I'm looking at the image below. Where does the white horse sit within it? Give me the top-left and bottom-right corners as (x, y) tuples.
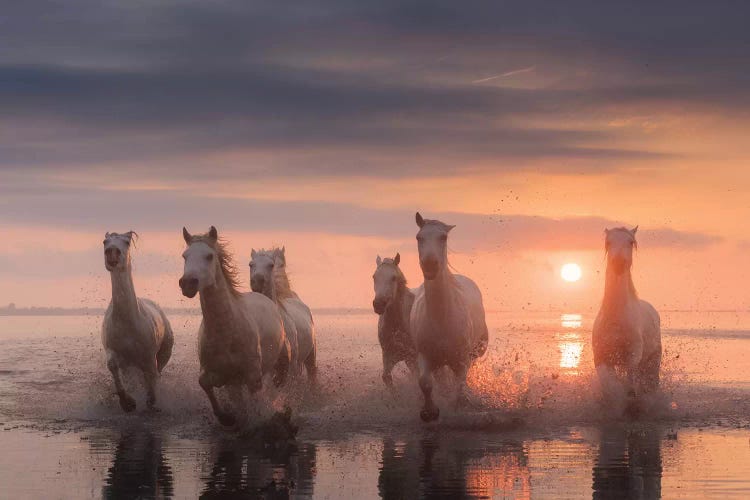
(410, 213), (489, 421)
(101, 231), (173, 412)
(593, 227), (661, 406)
(372, 253), (417, 387)
(249, 247), (317, 381)
(179, 226), (290, 426)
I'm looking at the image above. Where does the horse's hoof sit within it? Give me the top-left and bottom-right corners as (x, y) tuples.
(216, 412), (236, 427)
(420, 407), (440, 422)
(119, 395), (136, 413)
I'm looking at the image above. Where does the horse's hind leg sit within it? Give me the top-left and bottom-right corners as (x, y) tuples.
(638, 351), (661, 394)
(143, 359), (159, 410)
(273, 340), (291, 388)
(199, 370), (235, 426)
(106, 351), (135, 412)
(303, 344), (317, 384)
(418, 355), (439, 422)
(156, 321), (174, 373)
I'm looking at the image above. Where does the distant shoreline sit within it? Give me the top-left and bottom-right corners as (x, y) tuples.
(1, 306), (747, 316)
(0, 306), (374, 316)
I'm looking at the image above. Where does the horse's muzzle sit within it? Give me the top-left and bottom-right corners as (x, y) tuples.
(179, 277), (199, 298)
(250, 275), (264, 293)
(373, 298), (387, 315)
(420, 259), (439, 280)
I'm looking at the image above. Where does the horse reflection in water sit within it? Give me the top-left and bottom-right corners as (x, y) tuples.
(102, 430), (173, 499)
(379, 434), (530, 499)
(593, 425), (663, 499)
(201, 439), (316, 499)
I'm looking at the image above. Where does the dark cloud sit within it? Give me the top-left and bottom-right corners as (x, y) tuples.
(0, 186), (721, 252)
(2, 1), (748, 178)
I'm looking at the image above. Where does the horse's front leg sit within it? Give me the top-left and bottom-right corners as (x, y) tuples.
(381, 350), (397, 388)
(106, 350), (135, 412)
(626, 340), (644, 400)
(451, 358), (472, 409)
(418, 354), (439, 422)
(199, 369), (235, 426)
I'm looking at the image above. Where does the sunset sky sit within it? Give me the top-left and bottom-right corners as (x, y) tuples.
(1, 1), (749, 311)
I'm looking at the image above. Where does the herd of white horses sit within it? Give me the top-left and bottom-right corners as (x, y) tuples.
(102, 213), (661, 426)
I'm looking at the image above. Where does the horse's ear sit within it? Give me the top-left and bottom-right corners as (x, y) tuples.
(631, 226), (639, 235)
(281, 246), (285, 255)
(251, 249), (257, 259)
(208, 226), (218, 241)
(604, 228), (610, 234)
(182, 227), (191, 244)
(446, 225), (456, 233)
(376, 255), (382, 266)
(124, 231), (137, 241)
(105, 232), (111, 239)
(393, 253), (400, 266)
(416, 212), (425, 228)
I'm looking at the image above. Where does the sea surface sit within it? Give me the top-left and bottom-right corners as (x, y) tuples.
(1, 311), (749, 499)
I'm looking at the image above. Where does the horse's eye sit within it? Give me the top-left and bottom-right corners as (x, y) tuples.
(102, 240), (106, 245)
(206, 254), (214, 261)
(440, 234), (447, 241)
(391, 276), (396, 282)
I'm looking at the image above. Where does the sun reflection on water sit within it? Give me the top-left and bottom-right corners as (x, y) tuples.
(558, 314), (584, 373)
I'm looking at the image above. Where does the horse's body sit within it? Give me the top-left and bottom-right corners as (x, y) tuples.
(410, 213), (489, 421)
(101, 231), (173, 412)
(250, 247), (317, 381)
(593, 227), (661, 404)
(179, 227), (290, 426)
(372, 253), (417, 386)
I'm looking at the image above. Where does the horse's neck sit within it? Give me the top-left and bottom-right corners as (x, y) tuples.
(385, 285), (413, 331)
(424, 267), (457, 321)
(110, 263), (139, 320)
(199, 271), (237, 334)
(601, 267), (637, 317)
(260, 276), (279, 304)
(273, 269), (293, 299)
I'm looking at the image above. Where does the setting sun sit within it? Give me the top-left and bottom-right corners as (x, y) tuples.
(560, 263), (582, 282)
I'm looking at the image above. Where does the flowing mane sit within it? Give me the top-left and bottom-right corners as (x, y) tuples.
(604, 227), (639, 298)
(187, 232), (243, 297)
(268, 247), (297, 300)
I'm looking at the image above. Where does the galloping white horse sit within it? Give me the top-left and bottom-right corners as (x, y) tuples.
(410, 213), (489, 421)
(593, 227), (661, 405)
(179, 226), (290, 426)
(249, 247), (317, 381)
(372, 253), (417, 387)
(101, 231), (173, 412)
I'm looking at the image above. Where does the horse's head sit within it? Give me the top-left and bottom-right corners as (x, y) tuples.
(415, 212), (454, 280)
(605, 226), (638, 275)
(372, 253), (404, 314)
(249, 249), (277, 295)
(103, 231), (136, 272)
(179, 226), (220, 298)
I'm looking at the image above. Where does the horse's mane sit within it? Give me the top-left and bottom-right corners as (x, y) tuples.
(188, 233), (242, 297)
(604, 227), (639, 298)
(257, 247), (296, 301)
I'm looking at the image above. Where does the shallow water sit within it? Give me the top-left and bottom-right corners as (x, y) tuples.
(1, 311), (749, 498)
